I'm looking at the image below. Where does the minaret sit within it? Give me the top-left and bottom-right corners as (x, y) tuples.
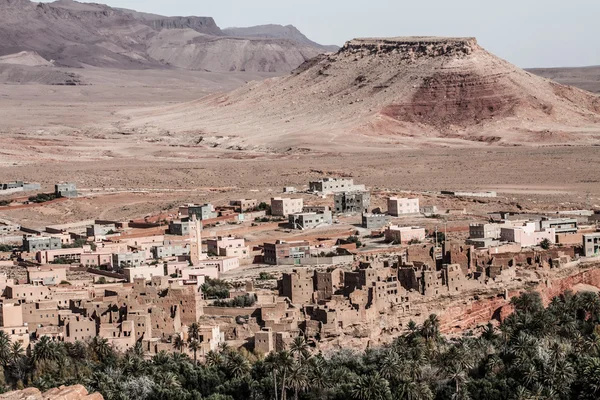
(189, 214), (203, 265)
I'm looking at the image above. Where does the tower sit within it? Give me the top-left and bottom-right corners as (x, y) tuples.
(189, 214), (203, 265)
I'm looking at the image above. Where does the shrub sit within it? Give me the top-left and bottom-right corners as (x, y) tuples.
(258, 272), (275, 280)
(201, 278), (231, 299)
(213, 294), (256, 308)
(540, 238), (551, 250)
(27, 193), (59, 203)
(0, 244), (13, 252)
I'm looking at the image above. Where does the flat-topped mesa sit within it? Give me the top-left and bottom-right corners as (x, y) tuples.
(340, 36), (479, 58)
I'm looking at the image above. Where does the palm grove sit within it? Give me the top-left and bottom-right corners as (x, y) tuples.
(1, 290), (600, 399)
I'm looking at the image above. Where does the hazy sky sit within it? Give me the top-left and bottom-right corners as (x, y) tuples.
(57, 0), (600, 68)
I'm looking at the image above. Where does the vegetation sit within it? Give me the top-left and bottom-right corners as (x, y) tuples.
(62, 238), (90, 249)
(345, 236), (362, 248)
(258, 272), (275, 281)
(540, 238), (552, 250)
(408, 239), (421, 245)
(257, 202), (270, 211)
(0, 244), (13, 252)
(95, 277), (108, 284)
(50, 257), (72, 265)
(2, 290), (600, 399)
(59, 280), (71, 285)
(213, 294), (257, 308)
(0, 200), (11, 207)
(435, 232), (446, 244)
(201, 278), (231, 299)
(27, 193), (59, 203)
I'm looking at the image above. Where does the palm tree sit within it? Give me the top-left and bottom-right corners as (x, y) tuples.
(290, 336), (310, 360)
(90, 337), (112, 362)
(379, 349), (403, 380)
(188, 339), (200, 365)
(188, 323), (200, 342)
(218, 342), (230, 354)
(225, 351), (251, 379)
(351, 373), (392, 400)
(286, 363), (308, 400)
(308, 357), (330, 397)
(205, 350), (223, 368)
(8, 341), (23, 365)
(277, 351), (295, 400)
(32, 336), (60, 364)
(0, 331), (11, 366)
(421, 315), (440, 342)
(173, 335), (185, 353)
(264, 352), (280, 400)
(155, 371), (181, 389)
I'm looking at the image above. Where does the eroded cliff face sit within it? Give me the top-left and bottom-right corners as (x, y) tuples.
(340, 37), (479, 59)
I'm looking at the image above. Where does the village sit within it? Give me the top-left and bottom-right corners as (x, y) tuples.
(0, 176), (599, 359)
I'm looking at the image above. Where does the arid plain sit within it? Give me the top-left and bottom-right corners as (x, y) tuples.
(1, 65), (599, 227)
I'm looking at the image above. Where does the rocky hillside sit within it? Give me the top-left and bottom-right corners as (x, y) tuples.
(122, 36), (600, 151)
(0, 0), (332, 72)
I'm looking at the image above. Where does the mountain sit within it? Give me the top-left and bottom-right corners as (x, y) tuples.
(122, 37), (600, 151)
(528, 65), (600, 94)
(0, 0), (332, 72)
(223, 24), (339, 52)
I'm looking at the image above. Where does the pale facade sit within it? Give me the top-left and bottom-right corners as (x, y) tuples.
(124, 264), (166, 282)
(388, 197), (420, 216)
(385, 226), (426, 244)
(27, 267), (68, 285)
(271, 197), (304, 217)
(500, 223), (555, 247)
(206, 236), (249, 259)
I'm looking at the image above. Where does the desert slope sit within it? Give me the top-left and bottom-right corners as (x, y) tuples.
(121, 37), (600, 152)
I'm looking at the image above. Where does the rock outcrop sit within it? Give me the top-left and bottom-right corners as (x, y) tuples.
(0, 385), (103, 400)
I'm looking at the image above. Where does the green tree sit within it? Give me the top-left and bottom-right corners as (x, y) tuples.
(540, 238), (551, 250)
(351, 373), (392, 400)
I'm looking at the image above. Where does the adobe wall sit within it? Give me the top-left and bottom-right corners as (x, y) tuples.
(203, 306), (260, 317)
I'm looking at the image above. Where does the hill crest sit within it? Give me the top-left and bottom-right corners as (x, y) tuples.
(121, 36), (600, 151)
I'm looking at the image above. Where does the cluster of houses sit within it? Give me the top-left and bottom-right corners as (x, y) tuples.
(0, 177), (598, 356)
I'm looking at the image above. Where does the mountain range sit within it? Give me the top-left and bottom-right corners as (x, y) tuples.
(0, 0), (338, 72)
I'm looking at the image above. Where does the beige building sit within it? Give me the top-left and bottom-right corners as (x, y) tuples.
(0, 301), (29, 348)
(388, 197), (420, 216)
(22, 300), (59, 329)
(27, 266), (68, 285)
(279, 268), (314, 304)
(230, 199), (258, 212)
(271, 197), (303, 217)
(385, 226), (426, 244)
(206, 236), (250, 260)
(63, 315), (97, 343)
(124, 264), (166, 282)
(5, 285), (51, 302)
